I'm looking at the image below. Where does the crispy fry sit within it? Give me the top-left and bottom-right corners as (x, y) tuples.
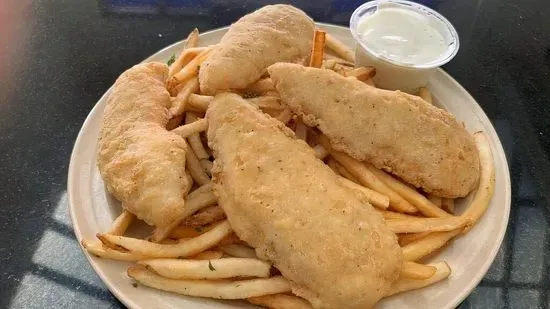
(378, 210), (419, 221)
(385, 216), (468, 234)
(344, 66), (376, 82)
(313, 144), (329, 160)
(185, 141), (211, 186)
(248, 96), (284, 111)
(441, 198), (455, 214)
(190, 250), (224, 260)
(247, 78), (275, 94)
(152, 184), (217, 242)
(401, 229), (462, 261)
(401, 261), (437, 280)
(218, 244), (257, 259)
(295, 120), (308, 141)
(326, 158), (342, 176)
(171, 118), (208, 138)
(218, 233), (245, 246)
(319, 135), (416, 213)
(461, 132), (495, 232)
(201, 159), (213, 176)
(187, 94), (213, 113)
(181, 205), (226, 227)
(170, 77), (199, 116)
(82, 239), (145, 261)
(108, 209), (134, 236)
(309, 30), (326, 68)
(418, 87), (433, 105)
(337, 175), (390, 210)
(168, 29), (201, 77)
(186, 112), (209, 160)
(332, 159), (360, 183)
(98, 220), (232, 258)
(167, 45), (215, 92)
(398, 232), (431, 247)
(139, 257), (271, 279)
(386, 262), (451, 296)
(128, 265), (291, 299)
(325, 33), (355, 62)
(365, 164), (450, 218)
(249, 294), (313, 309)
(428, 194), (442, 207)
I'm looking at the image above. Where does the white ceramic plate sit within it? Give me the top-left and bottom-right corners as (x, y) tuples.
(68, 23), (511, 309)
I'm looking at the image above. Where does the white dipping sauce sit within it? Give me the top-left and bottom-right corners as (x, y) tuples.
(356, 6), (447, 65)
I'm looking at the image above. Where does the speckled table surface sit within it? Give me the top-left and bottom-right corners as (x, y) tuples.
(1, 0), (549, 308)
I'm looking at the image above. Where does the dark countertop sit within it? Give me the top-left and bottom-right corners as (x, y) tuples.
(1, 0), (548, 308)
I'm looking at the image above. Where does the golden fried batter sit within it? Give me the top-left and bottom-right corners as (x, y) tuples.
(207, 93), (402, 309)
(199, 5), (314, 95)
(269, 63), (479, 198)
(97, 62), (188, 227)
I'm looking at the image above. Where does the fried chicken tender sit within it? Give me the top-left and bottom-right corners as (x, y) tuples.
(97, 62), (188, 227)
(207, 93), (402, 309)
(198, 5), (314, 95)
(269, 63), (479, 198)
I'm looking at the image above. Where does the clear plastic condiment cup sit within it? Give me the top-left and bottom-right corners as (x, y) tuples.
(350, 0), (460, 93)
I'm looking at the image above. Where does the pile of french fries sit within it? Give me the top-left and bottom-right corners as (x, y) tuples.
(81, 28), (496, 309)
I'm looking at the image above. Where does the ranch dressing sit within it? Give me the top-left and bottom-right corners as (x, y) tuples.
(356, 5), (447, 65)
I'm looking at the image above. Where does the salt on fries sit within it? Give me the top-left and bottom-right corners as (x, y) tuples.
(81, 26), (496, 308)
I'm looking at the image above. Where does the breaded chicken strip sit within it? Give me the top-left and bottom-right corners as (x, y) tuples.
(98, 62), (188, 227)
(199, 5), (314, 95)
(269, 63), (479, 198)
(207, 93), (402, 309)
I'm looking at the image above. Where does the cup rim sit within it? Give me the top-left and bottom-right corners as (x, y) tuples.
(349, 0), (460, 69)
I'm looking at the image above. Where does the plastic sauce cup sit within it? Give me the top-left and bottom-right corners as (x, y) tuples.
(350, 0), (459, 93)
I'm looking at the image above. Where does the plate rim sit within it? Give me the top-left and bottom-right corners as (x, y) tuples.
(68, 23), (511, 309)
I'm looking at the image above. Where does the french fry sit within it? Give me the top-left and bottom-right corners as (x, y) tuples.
(295, 120), (308, 141)
(323, 56), (354, 67)
(325, 33), (355, 62)
(428, 194), (442, 207)
(418, 87), (433, 105)
(313, 144), (329, 160)
(166, 113), (184, 130)
(248, 294), (313, 309)
(181, 205), (226, 227)
(187, 94), (213, 113)
(401, 228), (462, 261)
(401, 261), (437, 280)
(318, 135), (416, 213)
(248, 96), (284, 111)
(128, 265), (291, 299)
(332, 160), (360, 183)
(201, 159), (213, 176)
(309, 30), (326, 68)
(167, 45), (215, 92)
(218, 233), (245, 246)
(171, 118), (208, 138)
(275, 108), (293, 124)
(441, 198), (455, 214)
(344, 66), (376, 82)
(190, 250), (224, 260)
(378, 210), (419, 221)
(185, 141), (211, 186)
(169, 226), (207, 239)
(365, 165), (450, 218)
(218, 244), (257, 259)
(152, 184), (217, 242)
(337, 175), (390, 209)
(398, 232), (431, 247)
(168, 29), (201, 77)
(386, 262), (451, 296)
(98, 220), (232, 258)
(247, 78), (275, 95)
(461, 132), (495, 232)
(326, 158), (342, 176)
(139, 257), (271, 279)
(82, 239), (146, 261)
(184, 172), (194, 195)
(108, 209), (134, 236)
(186, 112), (210, 159)
(170, 77), (199, 116)
(385, 216), (468, 234)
